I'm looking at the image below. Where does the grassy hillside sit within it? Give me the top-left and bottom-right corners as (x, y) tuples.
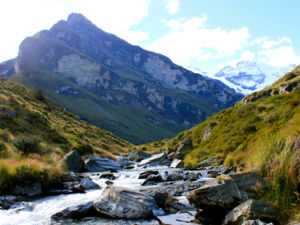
(0, 78), (131, 194)
(140, 65), (300, 221)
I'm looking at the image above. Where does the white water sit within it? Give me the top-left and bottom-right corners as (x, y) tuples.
(0, 166), (208, 225)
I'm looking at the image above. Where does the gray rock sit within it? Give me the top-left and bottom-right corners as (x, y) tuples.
(170, 159), (182, 168)
(80, 178), (100, 190)
(0, 196), (24, 210)
(94, 186), (159, 219)
(223, 199), (278, 225)
(51, 202), (96, 220)
(12, 181), (42, 197)
(184, 172), (200, 181)
(84, 156), (121, 172)
(138, 152), (170, 167)
(197, 156), (223, 167)
(116, 156), (132, 167)
(126, 151), (150, 162)
(156, 211), (198, 225)
(229, 171), (269, 197)
(63, 150), (85, 173)
(138, 170), (159, 179)
(242, 220), (274, 225)
(140, 180), (207, 197)
(142, 174), (163, 185)
(166, 171), (185, 181)
(175, 138), (193, 158)
(99, 173), (117, 180)
(188, 179), (248, 210)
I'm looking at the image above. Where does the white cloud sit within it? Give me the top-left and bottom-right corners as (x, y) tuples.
(259, 45), (300, 67)
(146, 16), (250, 66)
(0, 0), (151, 62)
(261, 36), (292, 49)
(164, 0), (180, 14)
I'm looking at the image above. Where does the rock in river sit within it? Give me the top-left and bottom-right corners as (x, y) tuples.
(84, 156), (122, 172)
(138, 152), (170, 167)
(51, 202), (97, 220)
(94, 186), (159, 219)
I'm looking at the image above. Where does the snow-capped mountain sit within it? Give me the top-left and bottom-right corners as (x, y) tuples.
(211, 61), (297, 95)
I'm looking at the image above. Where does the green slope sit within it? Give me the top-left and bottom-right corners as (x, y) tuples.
(0, 78), (131, 194)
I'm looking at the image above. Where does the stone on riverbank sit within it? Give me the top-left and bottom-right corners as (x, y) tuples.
(94, 186), (159, 219)
(51, 202), (97, 220)
(223, 199), (278, 225)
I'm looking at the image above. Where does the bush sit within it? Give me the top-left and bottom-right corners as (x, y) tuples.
(73, 144), (94, 155)
(237, 103), (257, 117)
(34, 89), (46, 102)
(14, 136), (41, 156)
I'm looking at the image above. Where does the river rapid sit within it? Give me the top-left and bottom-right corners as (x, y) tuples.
(0, 166), (210, 225)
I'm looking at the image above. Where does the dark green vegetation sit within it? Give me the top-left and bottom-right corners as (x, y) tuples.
(142, 66), (300, 221)
(0, 79), (130, 194)
(1, 13), (242, 144)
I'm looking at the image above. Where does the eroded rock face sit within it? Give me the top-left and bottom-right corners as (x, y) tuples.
(242, 220), (274, 225)
(93, 186), (159, 219)
(223, 200), (278, 225)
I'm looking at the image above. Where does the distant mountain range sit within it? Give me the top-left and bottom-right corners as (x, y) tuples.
(0, 13), (242, 144)
(196, 61), (296, 95)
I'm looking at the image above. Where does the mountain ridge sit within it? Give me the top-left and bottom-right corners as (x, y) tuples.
(0, 13), (242, 144)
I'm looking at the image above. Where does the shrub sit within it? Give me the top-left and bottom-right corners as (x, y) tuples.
(73, 143), (94, 155)
(14, 136), (41, 156)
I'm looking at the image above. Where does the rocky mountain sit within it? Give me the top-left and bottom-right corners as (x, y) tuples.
(0, 13), (242, 144)
(213, 61), (296, 94)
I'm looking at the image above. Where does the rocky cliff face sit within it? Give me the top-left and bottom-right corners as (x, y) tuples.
(1, 13), (242, 144)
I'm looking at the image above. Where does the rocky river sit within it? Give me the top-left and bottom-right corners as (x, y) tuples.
(0, 151), (280, 225)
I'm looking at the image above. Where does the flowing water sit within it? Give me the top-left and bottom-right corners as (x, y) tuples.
(0, 166), (209, 225)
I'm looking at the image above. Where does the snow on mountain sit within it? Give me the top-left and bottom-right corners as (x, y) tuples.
(212, 61), (296, 95)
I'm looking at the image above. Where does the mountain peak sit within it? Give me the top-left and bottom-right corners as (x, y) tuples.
(67, 13), (89, 23)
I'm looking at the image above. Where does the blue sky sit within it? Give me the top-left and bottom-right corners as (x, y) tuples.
(0, 0), (299, 74)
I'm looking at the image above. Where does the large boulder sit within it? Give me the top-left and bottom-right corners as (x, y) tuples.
(188, 179), (248, 225)
(126, 151), (150, 162)
(116, 156), (132, 167)
(63, 150), (85, 173)
(229, 171), (269, 197)
(51, 202), (97, 220)
(223, 199), (278, 225)
(188, 179), (248, 210)
(84, 156), (122, 172)
(138, 152), (170, 167)
(93, 186), (159, 219)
